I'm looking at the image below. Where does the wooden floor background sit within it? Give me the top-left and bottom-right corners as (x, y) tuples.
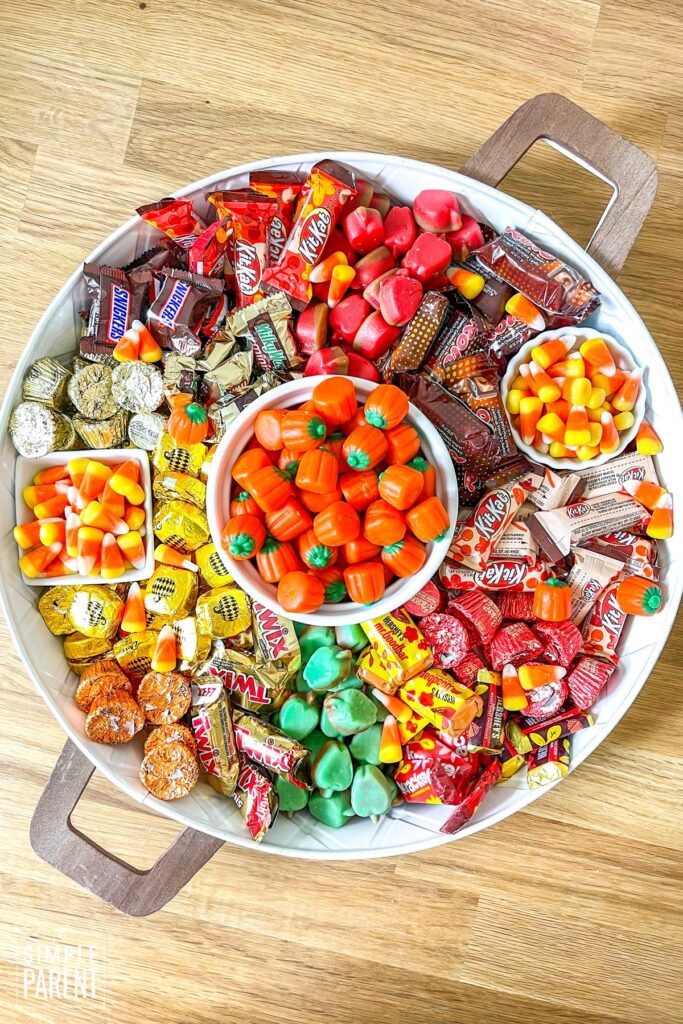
(0, 1), (682, 1021)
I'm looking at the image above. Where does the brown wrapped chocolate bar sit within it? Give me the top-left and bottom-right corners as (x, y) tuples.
(226, 293), (299, 373)
(232, 709), (310, 789)
(387, 291), (449, 375)
(232, 757), (279, 842)
(80, 263), (142, 361)
(147, 268), (225, 356)
(189, 678), (240, 796)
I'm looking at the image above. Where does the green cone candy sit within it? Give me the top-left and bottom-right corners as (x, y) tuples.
(277, 694), (320, 740)
(275, 775), (310, 813)
(349, 723), (382, 765)
(311, 740), (354, 795)
(303, 729), (328, 759)
(335, 623), (369, 652)
(323, 688), (377, 736)
(299, 625), (335, 664)
(308, 789), (355, 828)
(320, 705), (345, 738)
(303, 645), (353, 691)
(351, 764), (398, 817)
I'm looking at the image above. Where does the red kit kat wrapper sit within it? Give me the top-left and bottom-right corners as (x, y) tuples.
(249, 170), (306, 264)
(207, 189), (277, 308)
(137, 196), (206, 250)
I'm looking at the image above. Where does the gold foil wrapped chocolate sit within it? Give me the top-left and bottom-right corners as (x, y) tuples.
(195, 542), (234, 589)
(196, 585), (251, 639)
(190, 679), (240, 796)
(144, 565), (198, 618)
(153, 471), (206, 509)
(38, 586), (76, 636)
(113, 629), (158, 678)
(67, 363), (118, 420)
(111, 362), (164, 413)
(197, 643), (292, 714)
(152, 432), (207, 477)
(22, 357), (71, 410)
(73, 409), (129, 449)
(153, 500), (209, 552)
(128, 412), (166, 451)
(9, 402), (75, 458)
(68, 585), (124, 639)
(63, 631), (113, 662)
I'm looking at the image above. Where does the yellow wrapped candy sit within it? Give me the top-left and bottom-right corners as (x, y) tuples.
(38, 586), (75, 636)
(63, 631), (112, 662)
(153, 432), (206, 477)
(196, 585), (251, 639)
(399, 668), (477, 737)
(153, 471), (206, 509)
(113, 629), (158, 679)
(144, 565), (198, 618)
(68, 585), (124, 639)
(195, 542), (234, 590)
(153, 499), (209, 553)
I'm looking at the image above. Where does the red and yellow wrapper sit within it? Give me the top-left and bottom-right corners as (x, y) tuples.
(448, 472), (537, 571)
(207, 189), (277, 308)
(399, 667), (478, 736)
(361, 608), (433, 683)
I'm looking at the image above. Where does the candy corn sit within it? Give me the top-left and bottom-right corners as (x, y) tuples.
(65, 512), (81, 558)
(505, 293), (545, 331)
(13, 519), (43, 549)
(309, 251), (348, 284)
(19, 542), (62, 579)
(536, 411), (566, 444)
(564, 405), (591, 447)
(77, 460), (111, 504)
(154, 543), (198, 572)
(611, 368), (641, 413)
(113, 326), (141, 362)
(327, 264), (356, 308)
(378, 715), (402, 763)
(502, 665), (528, 711)
(623, 479), (667, 511)
(646, 493), (673, 540)
(371, 687), (412, 723)
(101, 532), (125, 579)
(101, 477), (126, 517)
(81, 500), (129, 535)
(118, 530), (147, 570)
(135, 321), (162, 363)
(151, 625), (177, 673)
(447, 267), (485, 300)
(33, 464), (70, 485)
(125, 505), (146, 531)
(613, 410), (634, 431)
(506, 389), (528, 415)
(519, 396), (543, 446)
(599, 411), (620, 455)
(560, 376), (591, 406)
(121, 582), (146, 633)
(33, 494), (69, 520)
(66, 457), (90, 488)
(636, 419), (663, 456)
(580, 336), (616, 376)
(77, 526), (103, 575)
(531, 335), (574, 369)
(548, 352), (585, 379)
(38, 518), (66, 547)
(528, 361), (561, 404)
(109, 460), (145, 505)
(518, 664), (567, 690)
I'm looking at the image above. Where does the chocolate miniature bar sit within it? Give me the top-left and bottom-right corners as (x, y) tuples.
(232, 757), (279, 841)
(249, 169), (306, 263)
(526, 738), (570, 788)
(387, 291), (449, 375)
(448, 472), (536, 571)
(207, 189), (276, 307)
(147, 268), (225, 356)
(232, 709), (309, 788)
(80, 263), (141, 361)
(566, 547), (625, 625)
(190, 678), (240, 796)
(226, 292), (298, 373)
(136, 196), (206, 249)
(528, 493), (649, 562)
(577, 452), (658, 500)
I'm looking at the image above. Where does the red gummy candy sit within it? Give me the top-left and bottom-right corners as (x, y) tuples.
(566, 656), (614, 711)
(444, 215), (485, 262)
(534, 619), (583, 668)
(485, 622), (544, 671)
(329, 293), (371, 343)
(402, 232), (452, 282)
(383, 206), (417, 258)
(420, 613), (472, 670)
(448, 590), (502, 644)
(342, 206), (385, 255)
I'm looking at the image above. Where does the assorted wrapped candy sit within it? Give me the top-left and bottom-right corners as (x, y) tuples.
(10, 159), (675, 842)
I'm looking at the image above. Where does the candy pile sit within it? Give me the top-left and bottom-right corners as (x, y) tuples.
(505, 332), (642, 460)
(9, 156), (675, 844)
(222, 379), (449, 612)
(15, 457), (147, 580)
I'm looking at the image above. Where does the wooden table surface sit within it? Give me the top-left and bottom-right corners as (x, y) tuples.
(0, 2), (681, 1021)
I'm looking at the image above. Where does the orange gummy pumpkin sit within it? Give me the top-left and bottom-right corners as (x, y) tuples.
(385, 422), (421, 465)
(265, 499), (312, 542)
(313, 500), (360, 547)
(233, 448), (272, 487)
(364, 384), (409, 430)
(381, 534), (426, 578)
(364, 499), (406, 546)
(281, 409), (327, 451)
(278, 447), (302, 479)
(343, 536), (381, 565)
(277, 571), (325, 614)
(339, 469), (379, 510)
(312, 376), (358, 426)
(221, 514), (266, 560)
(343, 425), (389, 471)
(343, 561), (386, 604)
(532, 578), (573, 621)
(256, 536), (302, 583)
(230, 490), (264, 519)
(407, 456), (437, 500)
(311, 566), (347, 603)
(167, 394), (210, 445)
(378, 464), (424, 510)
(615, 575), (663, 616)
(300, 487), (343, 514)
(405, 496), (449, 543)
(320, 431), (345, 465)
(243, 465), (294, 513)
(295, 448), (339, 494)
(340, 407), (367, 436)
(297, 528), (338, 570)
(254, 409), (287, 451)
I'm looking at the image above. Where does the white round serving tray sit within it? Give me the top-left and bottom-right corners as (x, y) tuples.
(1, 148), (681, 862)
(206, 376), (458, 626)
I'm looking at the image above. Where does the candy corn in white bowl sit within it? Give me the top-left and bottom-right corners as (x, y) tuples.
(501, 326), (646, 470)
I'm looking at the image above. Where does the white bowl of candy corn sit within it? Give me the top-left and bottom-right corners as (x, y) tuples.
(501, 327), (646, 470)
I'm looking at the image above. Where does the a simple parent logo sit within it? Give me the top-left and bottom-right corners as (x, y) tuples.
(16, 933), (105, 1006)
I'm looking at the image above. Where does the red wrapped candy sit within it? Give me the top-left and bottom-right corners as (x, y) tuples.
(566, 656), (615, 711)
(495, 591), (536, 621)
(137, 196), (206, 249)
(419, 613), (472, 670)
(440, 760), (502, 834)
(403, 580), (444, 618)
(486, 622), (544, 671)
(525, 679), (568, 720)
(534, 619), (583, 668)
(447, 589), (502, 644)
(207, 189), (277, 308)
(453, 651), (485, 687)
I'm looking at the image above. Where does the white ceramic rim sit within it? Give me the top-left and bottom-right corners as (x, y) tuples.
(500, 326), (646, 470)
(206, 375), (458, 626)
(0, 149), (680, 860)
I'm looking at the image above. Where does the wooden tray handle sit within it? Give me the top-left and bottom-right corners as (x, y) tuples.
(460, 92), (658, 278)
(30, 740), (223, 917)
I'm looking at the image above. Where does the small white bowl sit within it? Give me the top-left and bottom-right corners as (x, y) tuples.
(500, 326), (646, 470)
(15, 448), (154, 587)
(206, 376), (459, 626)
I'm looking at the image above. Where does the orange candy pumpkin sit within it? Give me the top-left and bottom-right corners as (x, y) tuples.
(343, 536), (381, 565)
(254, 409), (287, 451)
(339, 469), (379, 510)
(277, 571), (325, 614)
(385, 422), (421, 465)
(313, 500), (360, 547)
(295, 448), (339, 494)
(312, 376), (357, 426)
(243, 465), (294, 513)
(278, 448), (302, 479)
(381, 535), (426, 578)
(300, 487), (343, 514)
(265, 499), (312, 541)
(340, 407), (367, 436)
(378, 464), (424, 510)
(364, 499), (406, 546)
(364, 384), (409, 430)
(297, 528), (338, 570)
(230, 490), (264, 519)
(221, 514), (266, 560)
(233, 448), (272, 487)
(256, 537), (302, 583)
(281, 410), (327, 451)
(343, 424), (388, 471)
(407, 456), (437, 500)
(405, 496), (449, 542)
(343, 561), (386, 604)
(167, 394), (210, 445)
(311, 566), (347, 603)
